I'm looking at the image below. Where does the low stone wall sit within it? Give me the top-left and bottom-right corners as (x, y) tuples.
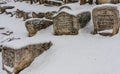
(2, 41), (53, 74)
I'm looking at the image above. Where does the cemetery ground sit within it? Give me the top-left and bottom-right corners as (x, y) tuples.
(0, 1), (120, 74)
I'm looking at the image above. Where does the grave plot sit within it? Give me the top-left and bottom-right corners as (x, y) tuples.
(92, 5), (120, 36)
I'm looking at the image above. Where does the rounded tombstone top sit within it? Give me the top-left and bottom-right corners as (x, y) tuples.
(58, 6), (72, 12)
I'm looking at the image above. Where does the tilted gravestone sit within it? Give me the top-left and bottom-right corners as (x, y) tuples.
(25, 18), (53, 37)
(92, 6), (120, 36)
(2, 41), (52, 74)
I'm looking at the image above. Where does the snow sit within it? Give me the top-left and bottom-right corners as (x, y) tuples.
(93, 4), (118, 9)
(0, 1), (120, 74)
(26, 18), (52, 22)
(98, 29), (113, 33)
(4, 65), (14, 72)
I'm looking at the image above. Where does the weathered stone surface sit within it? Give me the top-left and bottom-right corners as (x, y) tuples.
(97, 0), (120, 4)
(2, 6), (14, 9)
(0, 45), (2, 52)
(14, 0), (36, 3)
(80, 0), (93, 5)
(111, 0), (120, 4)
(45, 1), (63, 6)
(77, 11), (91, 28)
(53, 6), (91, 35)
(64, 0), (78, 3)
(32, 12), (45, 18)
(97, 0), (111, 4)
(5, 11), (16, 17)
(0, 7), (6, 14)
(25, 18), (53, 37)
(0, 1), (7, 5)
(16, 9), (31, 21)
(92, 6), (120, 36)
(32, 11), (57, 19)
(80, 0), (120, 5)
(2, 42), (52, 74)
(53, 12), (80, 35)
(45, 12), (54, 20)
(0, 6), (14, 14)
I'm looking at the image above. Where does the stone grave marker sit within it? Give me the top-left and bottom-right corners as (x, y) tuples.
(53, 9), (80, 35)
(2, 41), (52, 74)
(53, 6), (91, 35)
(92, 5), (119, 36)
(25, 18), (53, 37)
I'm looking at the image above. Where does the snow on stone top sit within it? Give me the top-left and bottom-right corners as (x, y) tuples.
(2, 37), (51, 49)
(93, 4), (118, 9)
(53, 6), (89, 17)
(25, 18), (52, 22)
(92, 4), (119, 16)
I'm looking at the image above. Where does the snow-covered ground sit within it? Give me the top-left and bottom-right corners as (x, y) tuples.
(1, 1), (120, 74)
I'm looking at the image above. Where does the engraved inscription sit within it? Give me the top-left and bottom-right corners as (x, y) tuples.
(97, 14), (114, 26)
(92, 6), (119, 36)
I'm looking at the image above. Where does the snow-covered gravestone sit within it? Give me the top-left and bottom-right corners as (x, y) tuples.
(2, 41), (52, 74)
(25, 18), (53, 37)
(92, 5), (120, 36)
(53, 7), (91, 35)
(53, 10), (80, 35)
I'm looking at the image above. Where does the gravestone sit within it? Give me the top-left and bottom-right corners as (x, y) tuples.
(53, 6), (91, 35)
(2, 41), (52, 74)
(53, 10), (80, 35)
(92, 6), (119, 36)
(25, 18), (53, 37)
